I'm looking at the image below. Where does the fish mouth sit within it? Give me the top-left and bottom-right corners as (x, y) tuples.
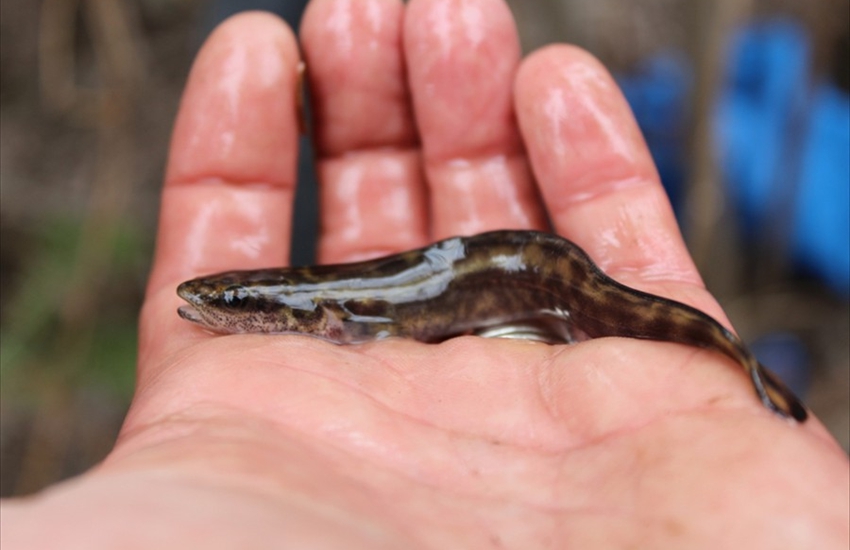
(177, 304), (205, 324)
(176, 281), (200, 303)
(177, 280), (208, 325)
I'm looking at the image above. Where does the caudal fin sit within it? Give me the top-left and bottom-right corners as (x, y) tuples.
(756, 364), (809, 422)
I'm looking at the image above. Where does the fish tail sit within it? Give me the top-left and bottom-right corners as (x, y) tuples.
(749, 361), (809, 422)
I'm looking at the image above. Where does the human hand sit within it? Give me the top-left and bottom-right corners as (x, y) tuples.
(3, 1), (848, 548)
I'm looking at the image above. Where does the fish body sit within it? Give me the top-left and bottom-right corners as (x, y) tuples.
(177, 230), (807, 422)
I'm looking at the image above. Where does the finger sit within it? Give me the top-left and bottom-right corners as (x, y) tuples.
(301, 0), (428, 263)
(139, 13), (301, 368)
(404, 0), (547, 238)
(515, 45), (702, 288)
(149, 12), (301, 297)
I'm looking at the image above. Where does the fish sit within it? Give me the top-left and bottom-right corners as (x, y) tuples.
(176, 230), (808, 422)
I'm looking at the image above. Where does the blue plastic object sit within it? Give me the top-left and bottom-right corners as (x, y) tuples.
(618, 19), (850, 295)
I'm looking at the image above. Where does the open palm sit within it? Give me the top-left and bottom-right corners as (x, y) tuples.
(4, 1), (847, 549)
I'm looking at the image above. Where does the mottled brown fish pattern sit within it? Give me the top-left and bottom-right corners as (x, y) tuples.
(177, 230), (808, 422)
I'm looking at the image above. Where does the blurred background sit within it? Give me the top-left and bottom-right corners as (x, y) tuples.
(1, 0), (847, 497)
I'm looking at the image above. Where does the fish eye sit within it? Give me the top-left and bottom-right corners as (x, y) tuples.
(221, 285), (249, 308)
